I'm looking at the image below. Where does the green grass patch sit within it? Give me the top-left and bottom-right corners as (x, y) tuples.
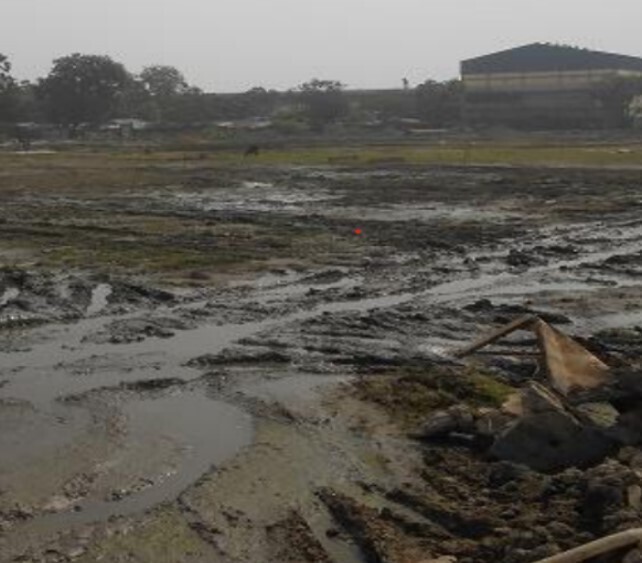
(354, 365), (514, 429)
(2, 142), (642, 187)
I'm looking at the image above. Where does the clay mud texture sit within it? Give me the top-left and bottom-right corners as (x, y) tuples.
(0, 151), (641, 562)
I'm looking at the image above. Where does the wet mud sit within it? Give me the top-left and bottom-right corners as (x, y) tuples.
(0, 161), (640, 561)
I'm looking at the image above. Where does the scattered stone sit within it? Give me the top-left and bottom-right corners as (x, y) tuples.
(575, 402), (620, 430)
(491, 385), (616, 472)
(418, 406), (475, 439)
(624, 548), (642, 563)
(627, 485), (642, 510)
(463, 299), (571, 325)
(475, 408), (514, 438)
(42, 496), (76, 513)
(119, 377), (185, 393)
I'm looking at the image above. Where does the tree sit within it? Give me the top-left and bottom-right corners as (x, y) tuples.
(415, 79), (463, 127)
(0, 53), (19, 123)
(297, 79), (349, 131)
(592, 76), (642, 128)
(140, 65), (188, 98)
(116, 77), (157, 120)
(160, 86), (213, 124)
(0, 54), (11, 87)
(13, 81), (43, 122)
(242, 87), (279, 117)
(38, 54), (130, 132)
(139, 65), (206, 123)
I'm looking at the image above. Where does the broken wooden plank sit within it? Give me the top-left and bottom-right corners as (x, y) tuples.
(455, 315), (536, 358)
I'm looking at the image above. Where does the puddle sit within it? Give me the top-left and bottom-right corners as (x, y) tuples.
(0, 287), (20, 307)
(86, 284), (112, 316)
(254, 277), (360, 304)
(240, 374), (350, 405)
(29, 391), (252, 532)
(160, 185), (341, 215)
(582, 309), (642, 333)
(328, 203), (519, 223)
(242, 181), (274, 189)
(3, 228), (638, 396)
(0, 402), (90, 470)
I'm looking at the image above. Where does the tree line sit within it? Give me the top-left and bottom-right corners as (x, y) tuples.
(0, 52), (468, 134)
(1, 52), (640, 134)
(0, 53), (217, 132)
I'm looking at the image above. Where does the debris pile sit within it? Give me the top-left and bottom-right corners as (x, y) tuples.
(419, 316), (642, 473)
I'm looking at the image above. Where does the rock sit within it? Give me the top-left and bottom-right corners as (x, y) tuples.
(463, 299), (493, 312)
(623, 548), (642, 563)
(500, 507), (518, 519)
(488, 357), (538, 382)
(488, 461), (532, 487)
(528, 544), (561, 560)
(619, 447), (642, 470)
(521, 382), (566, 414)
(490, 388), (615, 471)
(578, 459), (639, 530)
(546, 521), (575, 539)
(628, 485), (642, 510)
(502, 392), (525, 416)
(462, 299), (571, 325)
(575, 402), (620, 429)
(43, 496), (75, 513)
(418, 406), (475, 439)
(475, 408), (514, 437)
(612, 368), (642, 399)
(66, 546), (86, 559)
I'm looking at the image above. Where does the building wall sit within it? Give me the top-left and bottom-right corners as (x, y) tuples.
(463, 91), (602, 128)
(462, 67), (642, 128)
(463, 69), (642, 94)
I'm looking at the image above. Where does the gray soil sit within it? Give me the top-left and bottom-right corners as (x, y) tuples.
(0, 163), (641, 562)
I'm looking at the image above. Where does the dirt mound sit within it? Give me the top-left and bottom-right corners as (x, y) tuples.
(350, 364), (642, 562)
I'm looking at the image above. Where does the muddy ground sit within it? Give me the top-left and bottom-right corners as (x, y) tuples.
(0, 150), (641, 562)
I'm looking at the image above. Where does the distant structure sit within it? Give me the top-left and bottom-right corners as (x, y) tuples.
(461, 43), (642, 128)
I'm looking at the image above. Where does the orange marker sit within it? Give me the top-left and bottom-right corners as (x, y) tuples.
(353, 228), (363, 236)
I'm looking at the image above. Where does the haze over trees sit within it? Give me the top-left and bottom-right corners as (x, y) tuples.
(37, 54), (130, 133)
(139, 65), (201, 122)
(415, 79), (463, 128)
(2, 50), (642, 136)
(296, 79), (349, 132)
(0, 51), (470, 136)
(0, 54), (18, 122)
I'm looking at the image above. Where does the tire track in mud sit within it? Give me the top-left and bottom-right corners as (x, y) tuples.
(0, 217), (640, 537)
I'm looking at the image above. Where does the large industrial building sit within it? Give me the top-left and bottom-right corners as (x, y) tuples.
(461, 43), (642, 128)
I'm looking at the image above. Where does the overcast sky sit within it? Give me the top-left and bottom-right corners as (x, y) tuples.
(2, 0), (641, 92)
